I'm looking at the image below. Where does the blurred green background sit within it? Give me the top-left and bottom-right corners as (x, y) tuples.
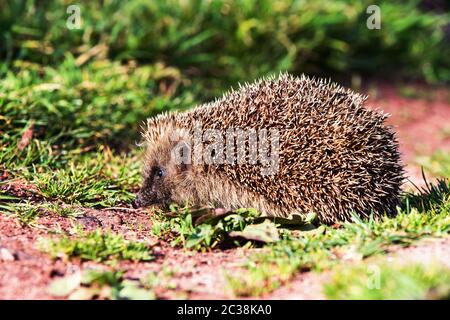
(0, 0), (449, 170)
(2, 0), (450, 87)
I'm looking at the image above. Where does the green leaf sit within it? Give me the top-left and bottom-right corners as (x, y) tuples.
(229, 220), (280, 243)
(68, 287), (101, 300)
(48, 272), (82, 297)
(119, 280), (155, 300)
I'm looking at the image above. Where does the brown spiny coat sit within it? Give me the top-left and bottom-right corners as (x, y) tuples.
(135, 73), (404, 224)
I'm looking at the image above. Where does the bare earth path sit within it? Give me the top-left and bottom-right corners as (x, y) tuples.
(1, 210), (449, 300)
(1, 84), (450, 299)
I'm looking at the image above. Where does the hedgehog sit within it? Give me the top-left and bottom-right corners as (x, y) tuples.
(133, 73), (404, 224)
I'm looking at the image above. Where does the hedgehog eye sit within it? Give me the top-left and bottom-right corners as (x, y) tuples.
(154, 167), (165, 178)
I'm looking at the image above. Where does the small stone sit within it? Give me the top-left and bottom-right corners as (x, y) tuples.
(112, 215), (123, 225)
(0, 247), (16, 261)
(77, 216), (102, 230)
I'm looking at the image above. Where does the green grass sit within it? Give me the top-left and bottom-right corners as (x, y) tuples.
(49, 269), (156, 300)
(1, 0), (450, 300)
(0, 148), (142, 221)
(48, 267), (181, 300)
(0, 148), (143, 224)
(1, 197), (85, 223)
(0, 201), (43, 224)
(417, 151), (450, 179)
(0, 57), (195, 172)
(324, 263), (450, 299)
(1, 0), (449, 84)
(29, 150), (141, 207)
(0, 56), (193, 213)
(225, 183), (450, 296)
(150, 206), (278, 250)
(145, 177), (450, 297)
(40, 229), (153, 263)
(40, 203), (83, 218)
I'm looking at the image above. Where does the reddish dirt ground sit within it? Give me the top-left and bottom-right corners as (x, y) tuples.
(367, 83), (450, 186)
(1, 83), (450, 300)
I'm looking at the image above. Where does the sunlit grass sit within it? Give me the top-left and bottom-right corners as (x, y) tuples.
(40, 229), (153, 263)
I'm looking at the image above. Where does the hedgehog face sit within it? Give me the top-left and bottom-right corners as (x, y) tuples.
(134, 164), (171, 208)
(134, 129), (196, 209)
(134, 161), (201, 210)
(134, 157), (178, 209)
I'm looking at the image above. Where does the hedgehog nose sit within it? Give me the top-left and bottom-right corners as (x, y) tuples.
(132, 199), (140, 209)
(132, 194), (143, 209)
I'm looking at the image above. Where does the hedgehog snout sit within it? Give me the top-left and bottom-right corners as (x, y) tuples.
(132, 189), (156, 208)
(132, 194), (143, 208)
